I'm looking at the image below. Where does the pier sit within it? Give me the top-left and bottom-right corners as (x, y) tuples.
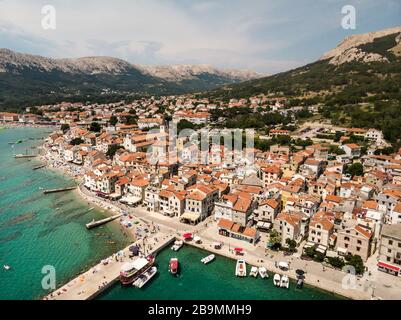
(43, 186), (76, 194)
(32, 165), (46, 170)
(14, 154), (36, 159)
(46, 234), (176, 300)
(86, 214), (123, 229)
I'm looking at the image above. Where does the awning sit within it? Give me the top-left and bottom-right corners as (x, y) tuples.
(193, 236), (202, 243)
(180, 212), (200, 222)
(316, 245), (327, 254)
(337, 247), (347, 254)
(378, 262), (400, 272)
(279, 261), (289, 269)
(256, 221), (271, 229)
(234, 248), (243, 252)
(120, 195), (141, 205)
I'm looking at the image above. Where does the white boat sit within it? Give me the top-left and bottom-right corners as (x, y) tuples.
(171, 240), (184, 252)
(133, 266), (157, 288)
(280, 275), (289, 289)
(235, 260), (247, 277)
(201, 254), (215, 264)
(250, 266), (258, 278)
(273, 274), (281, 287)
(3, 265), (11, 270)
(258, 267), (268, 279)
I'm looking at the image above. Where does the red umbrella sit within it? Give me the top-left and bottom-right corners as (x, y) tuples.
(183, 233), (193, 240)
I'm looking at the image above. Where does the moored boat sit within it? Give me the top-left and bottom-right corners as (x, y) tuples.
(235, 260), (247, 277)
(201, 254), (215, 264)
(133, 266), (158, 288)
(119, 256), (154, 286)
(258, 267), (268, 279)
(296, 278), (304, 289)
(250, 266), (258, 278)
(169, 258), (179, 275)
(280, 275), (289, 289)
(3, 265), (11, 270)
(171, 240), (184, 252)
(273, 274), (281, 287)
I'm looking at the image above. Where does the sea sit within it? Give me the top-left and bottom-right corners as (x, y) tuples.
(0, 126), (130, 300)
(0, 126), (342, 300)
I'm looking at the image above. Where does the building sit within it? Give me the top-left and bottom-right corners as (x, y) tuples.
(217, 218), (259, 244)
(273, 212), (303, 246)
(214, 193), (254, 227)
(341, 144), (362, 159)
(378, 224), (401, 276)
(308, 212), (334, 248)
(336, 224), (373, 261)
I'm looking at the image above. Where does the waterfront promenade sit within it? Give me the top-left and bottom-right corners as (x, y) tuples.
(46, 233), (176, 300)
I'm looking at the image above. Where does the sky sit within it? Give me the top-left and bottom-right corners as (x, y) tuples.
(0, 0), (400, 73)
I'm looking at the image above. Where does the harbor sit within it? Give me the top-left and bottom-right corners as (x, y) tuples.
(85, 214), (123, 229)
(46, 234), (176, 300)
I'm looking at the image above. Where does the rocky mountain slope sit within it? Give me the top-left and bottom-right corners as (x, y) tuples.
(207, 27), (401, 104)
(0, 49), (261, 109)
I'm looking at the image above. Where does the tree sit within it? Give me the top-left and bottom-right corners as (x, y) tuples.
(314, 252), (325, 263)
(90, 121), (101, 133)
(268, 229), (282, 250)
(70, 138), (84, 146)
(327, 256), (345, 269)
(344, 163), (364, 177)
(61, 124), (70, 133)
(106, 144), (121, 159)
(109, 116), (118, 127)
(345, 254), (365, 275)
(285, 238), (297, 253)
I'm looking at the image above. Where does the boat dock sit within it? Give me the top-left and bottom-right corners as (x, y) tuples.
(33, 165), (46, 170)
(14, 154), (37, 159)
(43, 187), (77, 194)
(46, 234), (176, 300)
(86, 214), (123, 229)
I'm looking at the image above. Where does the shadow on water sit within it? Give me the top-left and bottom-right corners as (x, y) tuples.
(0, 231), (23, 243)
(0, 211), (36, 230)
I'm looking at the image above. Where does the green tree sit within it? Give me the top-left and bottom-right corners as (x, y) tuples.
(70, 138), (84, 146)
(109, 116), (118, 127)
(89, 121), (101, 133)
(345, 254), (365, 275)
(285, 238), (297, 253)
(327, 256), (345, 269)
(344, 163), (364, 177)
(106, 144), (121, 159)
(61, 124), (70, 133)
(268, 229), (282, 250)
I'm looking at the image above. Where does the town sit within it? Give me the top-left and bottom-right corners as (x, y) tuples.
(2, 93), (401, 299)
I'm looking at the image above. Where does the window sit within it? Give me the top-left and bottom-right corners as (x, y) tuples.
(345, 244), (349, 248)
(389, 240), (393, 245)
(356, 247), (361, 252)
(357, 240), (362, 245)
(388, 249), (392, 254)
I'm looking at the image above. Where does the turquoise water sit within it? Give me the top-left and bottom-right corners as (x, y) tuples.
(98, 245), (343, 300)
(0, 127), (130, 300)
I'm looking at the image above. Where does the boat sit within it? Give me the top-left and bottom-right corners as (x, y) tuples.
(250, 266), (258, 278)
(235, 260), (247, 277)
(201, 254), (215, 265)
(133, 266), (158, 288)
(296, 278), (304, 289)
(169, 258), (179, 275)
(280, 275), (289, 289)
(171, 240), (184, 252)
(3, 265), (11, 270)
(258, 267), (268, 279)
(119, 256), (155, 286)
(273, 274), (281, 287)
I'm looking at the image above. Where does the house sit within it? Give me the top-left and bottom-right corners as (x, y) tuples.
(214, 192), (254, 227)
(269, 129), (290, 138)
(158, 189), (186, 217)
(144, 186), (160, 212)
(341, 144), (361, 159)
(217, 218), (259, 244)
(261, 166), (282, 186)
(180, 184), (219, 225)
(336, 224), (373, 261)
(137, 118), (164, 129)
(391, 203), (401, 224)
(365, 129), (385, 145)
(273, 212), (303, 246)
(308, 211), (334, 248)
(255, 198), (280, 224)
(378, 224), (401, 277)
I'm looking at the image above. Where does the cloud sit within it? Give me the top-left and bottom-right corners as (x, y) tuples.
(0, 0), (399, 73)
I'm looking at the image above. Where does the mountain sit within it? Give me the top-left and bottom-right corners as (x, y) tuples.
(207, 26), (401, 105)
(0, 49), (261, 110)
